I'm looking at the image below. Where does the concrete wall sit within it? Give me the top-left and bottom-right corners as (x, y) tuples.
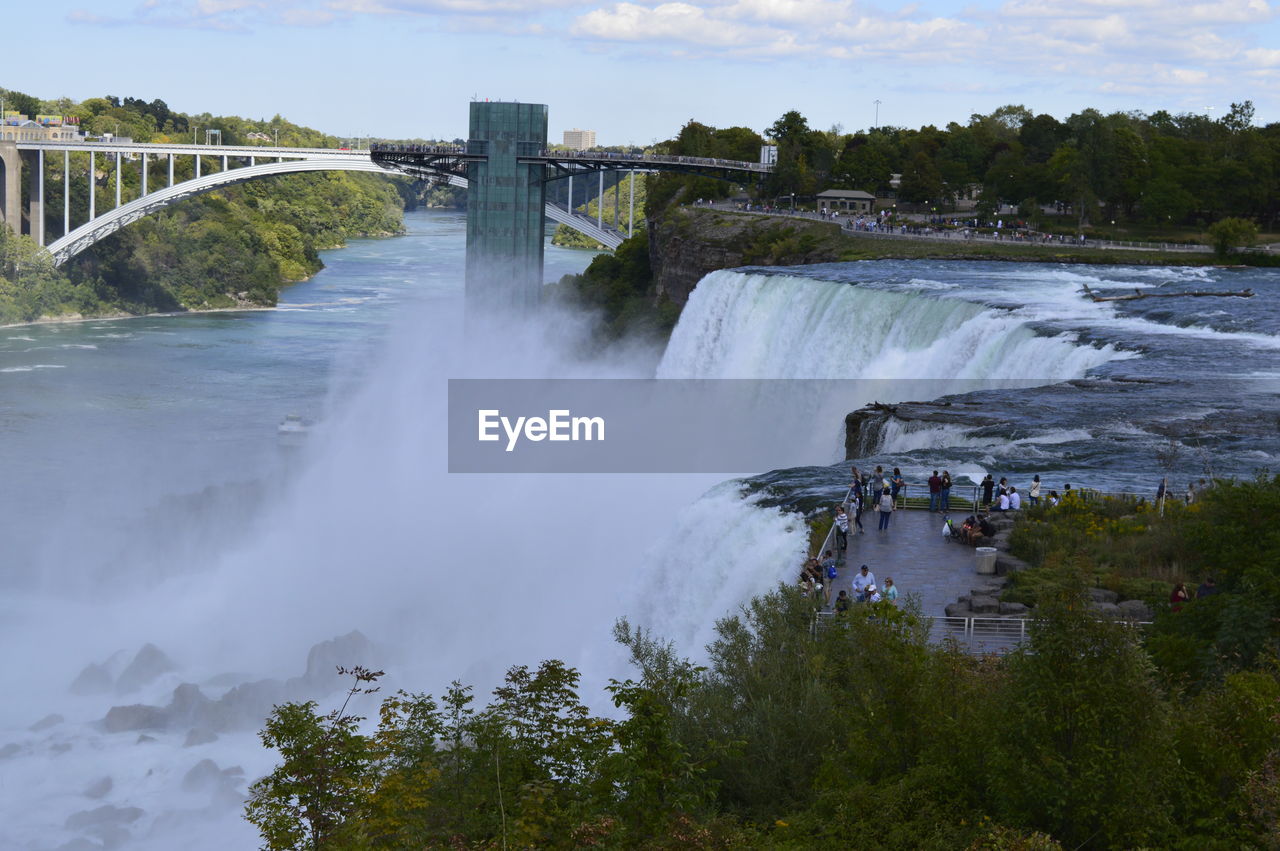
(0, 141), (20, 235)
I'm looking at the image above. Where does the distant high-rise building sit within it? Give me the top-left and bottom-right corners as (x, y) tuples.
(562, 128), (596, 150)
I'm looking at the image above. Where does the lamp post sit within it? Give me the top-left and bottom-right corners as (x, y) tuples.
(790, 192), (795, 212)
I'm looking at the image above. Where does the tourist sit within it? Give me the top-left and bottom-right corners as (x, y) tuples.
(1185, 482), (1196, 505)
(1029, 474), (1041, 507)
(873, 465), (886, 491)
(981, 474), (995, 508)
(998, 477), (1009, 498)
(995, 490), (1010, 512)
(834, 590), (851, 614)
(866, 584), (882, 603)
(928, 470), (942, 512)
(853, 564), (876, 601)
(884, 577), (899, 603)
(1170, 583), (1190, 613)
(834, 505), (850, 556)
(940, 470), (952, 512)
(1047, 490), (1060, 507)
(1196, 577), (1219, 599)
(851, 491), (865, 534)
(1008, 486), (1021, 511)
(891, 468), (905, 501)
(821, 550), (839, 605)
(877, 487), (894, 531)
(977, 514), (997, 541)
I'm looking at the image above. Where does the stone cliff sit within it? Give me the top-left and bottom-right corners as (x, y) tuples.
(646, 207), (847, 306)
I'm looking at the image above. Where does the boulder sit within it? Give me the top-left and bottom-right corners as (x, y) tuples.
(181, 758), (224, 793)
(183, 728), (218, 747)
(995, 553), (1030, 576)
(207, 678), (285, 731)
(103, 704), (166, 733)
(944, 602), (970, 617)
(1088, 587), (1119, 604)
(1091, 601), (1122, 618)
(84, 776), (113, 799)
(999, 601), (1028, 615)
(167, 683), (216, 730)
(65, 804), (143, 831)
(1118, 599), (1155, 621)
(969, 595), (1000, 614)
(116, 644), (176, 694)
(29, 713), (64, 732)
(297, 631), (375, 691)
(70, 663), (114, 696)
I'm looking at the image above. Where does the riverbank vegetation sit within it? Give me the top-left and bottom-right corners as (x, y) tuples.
(246, 476), (1280, 849)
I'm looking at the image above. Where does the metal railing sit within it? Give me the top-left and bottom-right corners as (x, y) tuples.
(812, 611), (1153, 653)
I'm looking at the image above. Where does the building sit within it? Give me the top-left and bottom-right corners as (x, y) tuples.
(815, 189), (876, 213)
(562, 128), (596, 150)
(0, 115), (80, 142)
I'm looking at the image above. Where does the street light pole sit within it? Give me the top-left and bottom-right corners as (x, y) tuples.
(874, 99), (881, 130)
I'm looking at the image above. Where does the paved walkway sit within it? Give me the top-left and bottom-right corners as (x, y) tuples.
(826, 508), (994, 616)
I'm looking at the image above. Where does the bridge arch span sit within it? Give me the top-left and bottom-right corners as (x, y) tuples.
(45, 159), (622, 266)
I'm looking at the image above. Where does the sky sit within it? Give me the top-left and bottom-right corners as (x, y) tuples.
(5, 0), (1279, 144)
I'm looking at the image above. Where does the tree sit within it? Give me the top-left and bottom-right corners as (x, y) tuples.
(244, 666), (382, 850)
(1207, 216), (1259, 257)
(897, 150), (943, 205)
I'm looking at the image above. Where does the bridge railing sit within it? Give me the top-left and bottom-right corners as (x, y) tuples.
(536, 150), (773, 173)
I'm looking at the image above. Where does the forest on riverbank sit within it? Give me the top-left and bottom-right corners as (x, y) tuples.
(0, 89), (428, 324)
(245, 476), (1280, 849)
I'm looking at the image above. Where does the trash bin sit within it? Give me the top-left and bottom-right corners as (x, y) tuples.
(975, 546), (998, 575)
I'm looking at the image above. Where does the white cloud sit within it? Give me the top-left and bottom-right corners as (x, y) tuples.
(573, 2), (764, 46)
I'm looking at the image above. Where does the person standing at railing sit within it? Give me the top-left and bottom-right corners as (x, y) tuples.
(941, 470), (952, 512)
(850, 491), (865, 535)
(890, 468), (905, 502)
(877, 487), (894, 530)
(981, 474), (995, 509)
(1029, 474), (1041, 507)
(821, 551), (839, 606)
(928, 470), (943, 512)
(834, 505), (850, 557)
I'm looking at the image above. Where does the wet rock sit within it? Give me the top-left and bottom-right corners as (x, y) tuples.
(135, 735), (156, 744)
(70, 663), (114, 696)
(183, 728), (218, 747)
(206, 678), (285, 731)
(944, 602), (971, 617)
(298, 631), (375, 691)
(999, 601), (1028, 615)
(167, 683), (215, 729)
(116, 644), (176, 694)
(969, 595), (1000, 614)
(181, 758), (224, 792)
(1088, 588), (1119, 605)
(65, 804), (144, 832)
(30, 713), (64, 732)
(84, 776), (113, 799)
(1118, 599), (1155, 621)
(103, 704), (166, 733)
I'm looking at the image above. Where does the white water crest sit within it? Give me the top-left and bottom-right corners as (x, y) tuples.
(658, 270), (1131, 381)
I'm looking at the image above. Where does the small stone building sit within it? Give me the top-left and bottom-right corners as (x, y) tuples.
(816, 189), (875, 213)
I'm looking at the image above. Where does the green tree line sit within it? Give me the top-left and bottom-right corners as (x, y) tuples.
(246, 476), (1280, 849)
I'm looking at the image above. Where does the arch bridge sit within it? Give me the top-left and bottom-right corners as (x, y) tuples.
(0, 102), (773, 307)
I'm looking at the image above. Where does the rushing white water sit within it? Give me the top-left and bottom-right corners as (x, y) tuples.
(658, 270), (1131, 380)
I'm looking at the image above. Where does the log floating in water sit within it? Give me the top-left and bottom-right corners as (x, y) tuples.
(1081, 283), (1254, 303)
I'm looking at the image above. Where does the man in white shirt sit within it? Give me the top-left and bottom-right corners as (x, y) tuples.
(1008, 487), (1022, 510)
(853, 564), (876, 601)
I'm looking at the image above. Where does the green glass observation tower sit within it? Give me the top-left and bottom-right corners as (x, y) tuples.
(465, 102), (548, 311)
